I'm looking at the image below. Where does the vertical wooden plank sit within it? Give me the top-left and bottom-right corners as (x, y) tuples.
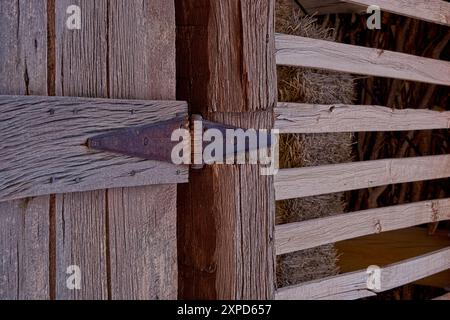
(0, 0), (50, 300)
(0, 198), (50, 299)
(108, 186), (177, 300)
(107, 0), (178, 299)
(0, 0), (48, 95)
(54, 0), (109, 299)
(54, 192), (108, 299)
(177, 0), (276, 299)
(54, 0), (178, 299)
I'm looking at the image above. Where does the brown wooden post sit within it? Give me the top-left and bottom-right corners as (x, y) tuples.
(176, 0), (277, 299)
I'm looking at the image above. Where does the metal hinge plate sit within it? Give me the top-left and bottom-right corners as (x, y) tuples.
(87, 114), (271, 165)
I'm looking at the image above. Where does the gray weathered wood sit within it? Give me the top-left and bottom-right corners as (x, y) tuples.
(0, 197), (50, 299)
(276, 34), (450, 86)
(55, 191), (108, 299)
(54, 0), (180, 300)
(0, 0), (50, 300)
(276, 198), (450, 255)
(107, 0), (179, 300)
(275, 155), (450, 200)
(55, 0), (110, 300)
(276, 247), (450, 300)
(275, 103), (450, 133)
(108, 185), (177, 299)
(343, 0), (450, 27)
(0, 95), (188, 202)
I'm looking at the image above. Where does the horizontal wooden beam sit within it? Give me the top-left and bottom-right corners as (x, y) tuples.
(0, 95), (188, 202)
(275, 34), (450, 86)
(275, 103), (450, 133)
(276, 247), (450, 300)
(276, 198), (450, 255)
(275, 155), (450, 200)
(343, 0), (450, 27)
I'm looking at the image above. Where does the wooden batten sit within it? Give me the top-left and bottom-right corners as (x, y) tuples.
(0, 95), (188, 202)
(275, 34), (450, 86)
(275, 155), (450, 200)
(276, 247), (450, 300)
(275, 103), (450, 133)
(276, 198), (450, 255)
(336, 228), (450, 289)
(0, 0), (51, 300)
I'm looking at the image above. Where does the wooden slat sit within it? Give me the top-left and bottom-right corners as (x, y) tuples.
(275, 155), (450, 200)
(276, 247), (450, 300)
(0, 95), (187, 202)
(275, 34), (450, 86)
(336, 228), (450, 289)
(343, 0), (450, 27)
(276, 198), (450, 255)
(177, 0), (276, 299)
(0, 0), (50, 300)
(275, 103), (450, 133)
(433, 293), (450, 300)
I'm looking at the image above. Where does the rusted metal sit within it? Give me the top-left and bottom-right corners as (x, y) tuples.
(87, 114), (272, 165)
(87, 116), (189, 163)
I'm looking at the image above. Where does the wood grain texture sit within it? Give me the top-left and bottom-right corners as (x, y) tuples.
(107, 0), (178, 300)
(177, 0), (277, 299)
(0, 0), (50, 300)
(0, 95), (188, 202)
(275, 103), (450, 133)
(55, 0), (179, 299)
(108, 185), (177, 300)
(55, 0), (109, 299)
(55, 191), (108, 300)
(0, 197), (50, 299)
(178, 112), (276, 300)
(0, 0), (48, 96)
(177, 0), (276, 113)
(343, 0), (450, 26)
(275, 34), (450, 86)
(275, 155), (450, 200)
(276, 198), (450, 255)
(276, 247), (450, 300)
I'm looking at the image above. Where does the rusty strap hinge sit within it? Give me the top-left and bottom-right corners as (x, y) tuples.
(87, 115), (272, 165)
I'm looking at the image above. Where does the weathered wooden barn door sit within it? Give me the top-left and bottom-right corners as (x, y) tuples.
(1, 0), (180, 300)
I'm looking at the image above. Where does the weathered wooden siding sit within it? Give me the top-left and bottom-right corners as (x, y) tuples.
(0, 0), (51, 300)
(1, 0), (178, 300)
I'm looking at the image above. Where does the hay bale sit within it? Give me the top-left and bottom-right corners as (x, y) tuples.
(275, 0), (356, 288)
